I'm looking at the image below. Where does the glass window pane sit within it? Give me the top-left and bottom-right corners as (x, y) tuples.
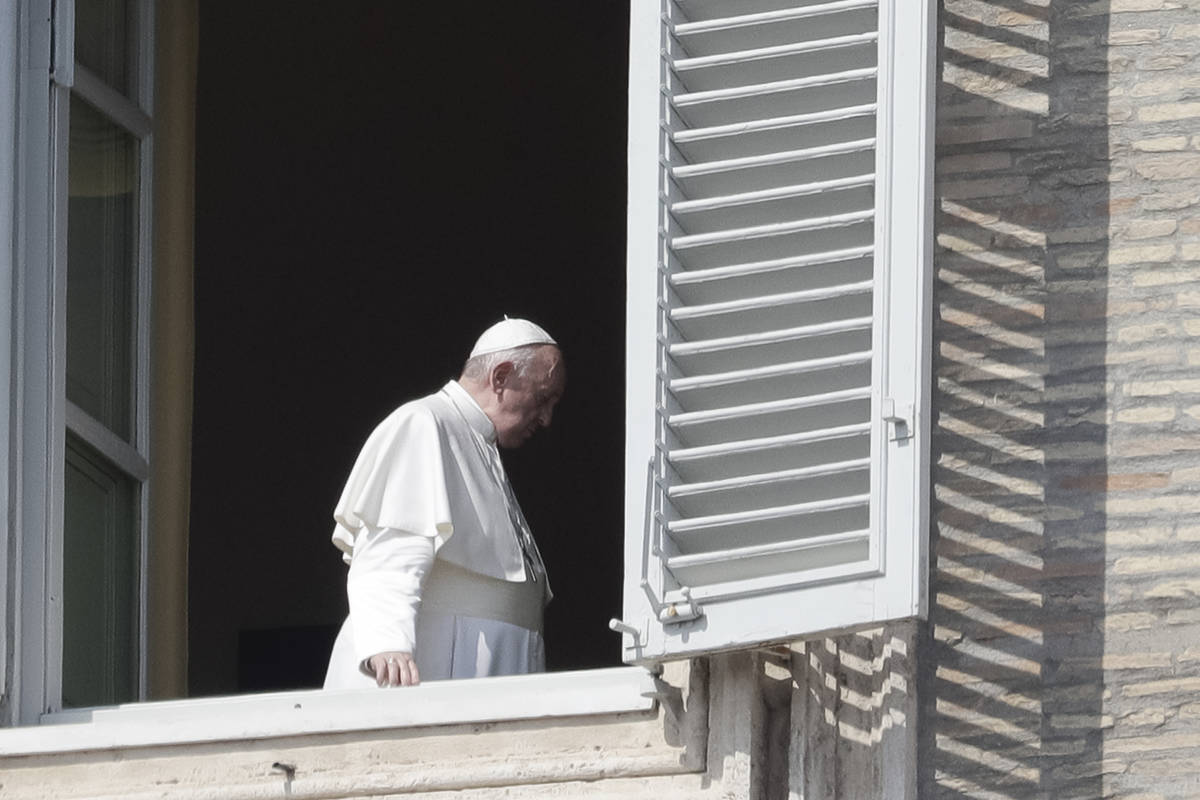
(75, 0), (135, 96)
(66, 95), (138, 441)
(62, 434), (139, 709)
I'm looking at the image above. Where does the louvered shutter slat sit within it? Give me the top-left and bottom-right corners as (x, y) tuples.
(663, 0), (877, 600)
(621, 0), (932, 660)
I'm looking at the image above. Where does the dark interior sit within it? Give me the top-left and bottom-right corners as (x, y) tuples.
(190, 2), (630, 695)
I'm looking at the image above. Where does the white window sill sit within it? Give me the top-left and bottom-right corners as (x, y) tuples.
(0, 666), (658, 756)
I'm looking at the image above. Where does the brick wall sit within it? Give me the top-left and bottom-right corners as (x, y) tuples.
(927, 0), (1200, 797)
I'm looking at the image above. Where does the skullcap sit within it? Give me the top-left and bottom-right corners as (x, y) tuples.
(469, 317), (557, 358)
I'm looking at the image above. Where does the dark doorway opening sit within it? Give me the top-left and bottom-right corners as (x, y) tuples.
(191, 2), (630, 696)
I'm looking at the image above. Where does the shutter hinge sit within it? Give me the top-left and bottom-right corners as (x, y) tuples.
(659, 587), (703, 625)
(882, 398), (914, 442)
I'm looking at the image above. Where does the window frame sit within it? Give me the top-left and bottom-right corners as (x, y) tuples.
(9, 0), (155, 723)
(0, 0), (20, 706)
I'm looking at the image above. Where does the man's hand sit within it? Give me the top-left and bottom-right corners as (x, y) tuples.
(368, 651), (420, 687)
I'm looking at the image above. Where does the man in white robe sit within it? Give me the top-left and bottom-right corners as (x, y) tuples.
(323, 319), (565, 688)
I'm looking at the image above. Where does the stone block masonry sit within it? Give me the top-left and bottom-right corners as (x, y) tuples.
(928, 1), (1200, 798)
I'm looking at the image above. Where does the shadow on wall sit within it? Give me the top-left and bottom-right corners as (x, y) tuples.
(924, 1), (1111, 798)
(793, 626), (917, 796)
(700, 626), (917, 797)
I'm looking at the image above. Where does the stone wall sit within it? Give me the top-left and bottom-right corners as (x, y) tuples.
(0, 710), (704, 799)
(926, 0), (1200, 797)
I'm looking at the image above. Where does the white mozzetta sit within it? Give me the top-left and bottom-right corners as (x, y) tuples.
(0, 667), (658, 756)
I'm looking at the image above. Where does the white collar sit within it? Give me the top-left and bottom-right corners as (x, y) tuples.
(442, 380), (497, 443)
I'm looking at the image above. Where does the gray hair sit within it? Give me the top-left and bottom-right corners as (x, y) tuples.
(461, 345), (543, 382)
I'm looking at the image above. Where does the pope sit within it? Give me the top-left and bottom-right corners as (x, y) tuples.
(323, 318), (566, 689)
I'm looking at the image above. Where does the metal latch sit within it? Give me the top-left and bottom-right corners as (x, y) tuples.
(609, 619), (642, 642)
(882, 398), (914, 442)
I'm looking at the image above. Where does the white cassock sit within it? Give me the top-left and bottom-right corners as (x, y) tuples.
(323, 380), (550, 689)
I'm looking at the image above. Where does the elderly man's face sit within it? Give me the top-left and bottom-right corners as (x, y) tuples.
(493, 347), (566, 448)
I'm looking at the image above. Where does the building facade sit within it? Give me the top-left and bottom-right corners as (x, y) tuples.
(2, 0), (1199, 798)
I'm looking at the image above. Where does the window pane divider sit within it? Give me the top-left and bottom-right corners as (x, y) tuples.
(65, 400), (148, 481)
(71, 64), (152, 139)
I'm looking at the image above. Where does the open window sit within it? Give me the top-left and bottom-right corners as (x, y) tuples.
(2, 0), (932, 735)
(7, 0), (160, 721)
(58, 0), (155, 710)
(619, 0), (934, 662)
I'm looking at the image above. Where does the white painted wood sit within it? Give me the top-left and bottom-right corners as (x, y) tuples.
(673, 174), (875, 215)
(878, 0), (934, 619)
(43, 80), (70, 715)
(670, 358), (871, 393)
(669, 318), (872, 359)
(668, 494), (870, 533)
(71, 65), (152, 137)
(133, 0), (154, 700)
(669, 456), (871, 497)
(672, 139), (875, 179)
(673, 103), (876, 144)
(622, 0), (933, 663)
(0, 0), (20, 703)
(669, 388), (871, 428)
(674, 68), (877, 108)
(674, 0), (878, 35)
(10, 0), (156, 719)
(50, 0), (73, 87)
(673, 32), (879, 72)
(668, 424), (869, 464)
(53, 0), (156, 710)
(0, 667), (658, 756)
(620, 0), (666, 659)
(14, 0), (58, 725)
(64, 401), (149, 480)
(671, 280), (873, 317)
(667, 528), (869, 568)
(670, 245), (872, 285)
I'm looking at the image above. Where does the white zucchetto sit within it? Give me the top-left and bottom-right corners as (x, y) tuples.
(469, 318), (557, 358)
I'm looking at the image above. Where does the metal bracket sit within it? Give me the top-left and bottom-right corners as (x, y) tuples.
(609, 618), (642, 643)
(882, 397), (914, 442)
(659, 587), (703, 625)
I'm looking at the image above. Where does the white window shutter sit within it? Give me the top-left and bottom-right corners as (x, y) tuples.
(620, 0), (934, 663)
